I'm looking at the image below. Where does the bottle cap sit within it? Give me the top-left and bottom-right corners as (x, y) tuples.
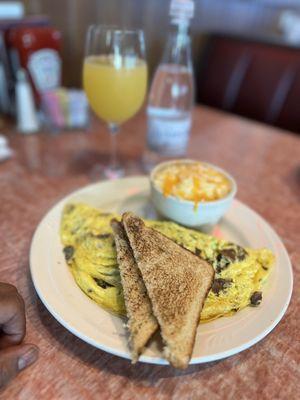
(170, 0), (194, 22)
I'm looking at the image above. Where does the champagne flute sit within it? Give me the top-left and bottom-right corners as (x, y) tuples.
(83, 25), (147, 179)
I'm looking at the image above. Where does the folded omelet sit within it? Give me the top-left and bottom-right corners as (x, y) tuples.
(60, 203), (274, 322)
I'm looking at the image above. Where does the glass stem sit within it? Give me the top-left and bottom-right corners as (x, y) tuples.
(108, 123), (120, 170)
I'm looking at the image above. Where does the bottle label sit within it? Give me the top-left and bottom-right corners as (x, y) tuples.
(28, 49), (61, 92)
(147, 107), (191, 155)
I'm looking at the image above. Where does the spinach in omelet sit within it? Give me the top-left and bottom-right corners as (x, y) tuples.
(60, 203), (274, 322)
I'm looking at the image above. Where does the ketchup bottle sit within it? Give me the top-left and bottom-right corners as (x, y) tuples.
(7, 26), (62, 103)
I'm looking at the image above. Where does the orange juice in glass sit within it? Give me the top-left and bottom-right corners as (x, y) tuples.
(83, 27), (147, 178)
(84, 55), (147, 124)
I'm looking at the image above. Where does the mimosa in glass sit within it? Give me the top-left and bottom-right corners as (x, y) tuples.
(84, 55), (147, 124)
(83, 27), (147, 178)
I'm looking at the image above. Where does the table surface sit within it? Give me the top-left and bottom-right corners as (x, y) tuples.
(0, 106), (299, 400)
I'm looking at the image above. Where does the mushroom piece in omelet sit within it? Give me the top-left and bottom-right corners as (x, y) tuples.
(60, 203), (274, 322)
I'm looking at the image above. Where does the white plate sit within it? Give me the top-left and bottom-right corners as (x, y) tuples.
(30, 176), (293, 365)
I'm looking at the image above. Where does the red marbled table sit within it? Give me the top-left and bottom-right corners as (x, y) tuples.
(0, 107), (299, 399)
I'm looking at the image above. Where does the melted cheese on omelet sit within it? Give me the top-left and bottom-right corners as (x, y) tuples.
(60, 203), (274, 322)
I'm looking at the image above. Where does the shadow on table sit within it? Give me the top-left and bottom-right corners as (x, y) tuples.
(34, 294), (222, 383)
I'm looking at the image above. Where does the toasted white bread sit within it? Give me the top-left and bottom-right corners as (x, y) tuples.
(111, 219), (158, 363)
(122, 212), (214, 369)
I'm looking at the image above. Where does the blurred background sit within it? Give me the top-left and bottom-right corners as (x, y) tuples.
(1, 0), (300, 134)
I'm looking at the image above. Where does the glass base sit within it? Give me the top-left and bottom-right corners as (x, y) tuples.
(88, 163), (124, 181)
(103, 165), (124, 180)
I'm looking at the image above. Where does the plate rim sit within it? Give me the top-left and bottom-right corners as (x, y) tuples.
(30, 176), (293, 365)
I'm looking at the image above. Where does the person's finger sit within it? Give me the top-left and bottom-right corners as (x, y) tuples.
(0, 344), (39, 390)
(0, 283), (26, 348)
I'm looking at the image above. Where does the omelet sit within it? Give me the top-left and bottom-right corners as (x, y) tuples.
(60, 203), (274, 322)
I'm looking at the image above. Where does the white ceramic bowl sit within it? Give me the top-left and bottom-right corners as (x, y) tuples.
(150, 160), (237, 228)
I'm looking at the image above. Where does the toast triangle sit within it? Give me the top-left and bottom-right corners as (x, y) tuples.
(111, 219), (158, 362)
(122, 212), (214, 369)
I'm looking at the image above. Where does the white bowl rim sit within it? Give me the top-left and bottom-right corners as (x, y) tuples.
(150, 159), (237, 206)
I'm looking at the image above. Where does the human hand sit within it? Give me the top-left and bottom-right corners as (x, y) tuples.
(0, 282), (39, 390)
